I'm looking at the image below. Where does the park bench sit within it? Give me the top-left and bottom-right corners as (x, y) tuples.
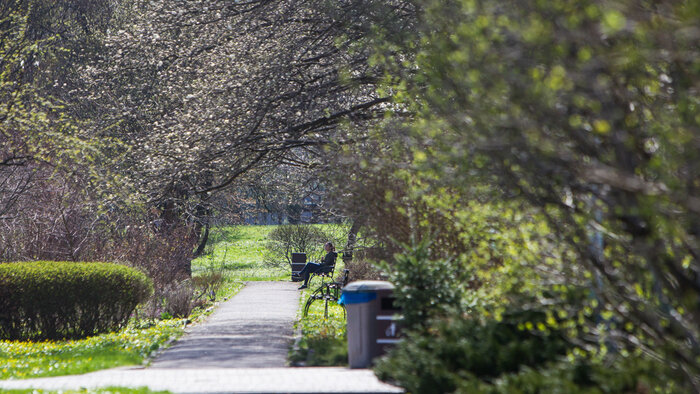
(306, 250), (351, 284)
(302, 251), (352, 319)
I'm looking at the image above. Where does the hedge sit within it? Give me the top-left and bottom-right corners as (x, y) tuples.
(0, 261), (153, 340)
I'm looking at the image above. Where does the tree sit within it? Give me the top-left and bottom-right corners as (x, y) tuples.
(0, 0), (104, 220)
(264, 224), (329, 270)
(76, 0), (392, 273)
(364, 0), (700, 386)
(0, 0), (193, 284)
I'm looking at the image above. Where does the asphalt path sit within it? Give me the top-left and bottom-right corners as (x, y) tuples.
(151, 281), (299, 368)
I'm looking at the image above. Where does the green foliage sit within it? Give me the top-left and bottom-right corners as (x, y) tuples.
(0, 0), (114, 183)
(381, 241), (467, 329)
(0, 319), (183, 380)
(375, 306), (684, 393)
(375, 306), (571, 394)
(352, 0), (700, 387)
(0, 262), (152, 340)
(466, 355), (685, 394)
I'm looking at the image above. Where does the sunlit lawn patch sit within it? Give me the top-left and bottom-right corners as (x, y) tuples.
(192, 225), (287, 282)
(0, 320), (185, 380)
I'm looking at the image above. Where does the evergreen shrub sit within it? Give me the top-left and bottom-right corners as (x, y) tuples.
(375, 309), (571, 394)
(0, 261), (152, 340)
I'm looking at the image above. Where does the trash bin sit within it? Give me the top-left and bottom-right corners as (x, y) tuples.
(341, 281), (402, 368)
(291, 253), (306, 281)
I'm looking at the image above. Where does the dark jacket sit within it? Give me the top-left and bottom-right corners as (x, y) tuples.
(321, 251), (337, 267)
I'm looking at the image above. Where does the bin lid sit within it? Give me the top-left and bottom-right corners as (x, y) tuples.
(342, 280), (395, 293)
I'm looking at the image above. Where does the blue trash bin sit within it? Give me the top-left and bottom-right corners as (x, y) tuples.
(341, 281), (398, 368)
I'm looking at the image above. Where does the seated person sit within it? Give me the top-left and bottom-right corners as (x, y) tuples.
(297, 242), (337, 289)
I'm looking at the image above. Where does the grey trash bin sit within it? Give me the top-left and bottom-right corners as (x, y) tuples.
(341, 281), (401, 368)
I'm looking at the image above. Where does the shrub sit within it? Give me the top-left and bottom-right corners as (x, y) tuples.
(0, 261), (152, 340)
(466, 355), (687, 394)
(342, 258), (383, 281)
(192, 272), (224, 301)
(160, 280), (196, 318)
(263, 224), (330, 269)
(375, 308), (571, 394)
(381, 241), (469, 330)
(140, 279), (198, 320)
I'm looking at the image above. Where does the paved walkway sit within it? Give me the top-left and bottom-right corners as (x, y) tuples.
(0, 281), (403, 393)
(152, 281), (299, 368)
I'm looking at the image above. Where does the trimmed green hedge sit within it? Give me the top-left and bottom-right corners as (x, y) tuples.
(0, 261), (153, 340)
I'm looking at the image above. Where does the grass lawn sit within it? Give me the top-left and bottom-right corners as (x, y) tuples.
(192, 225), (288, 282)
(0, 320), (184, 380)
(1, 223), (350, 380)
(0, 225), (277, 380)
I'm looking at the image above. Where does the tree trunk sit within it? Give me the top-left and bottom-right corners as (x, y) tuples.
(193, 222), (210, 258)
(343, 218), (364, 262)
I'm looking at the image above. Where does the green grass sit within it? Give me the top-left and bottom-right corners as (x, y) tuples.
(289, 282), (348, 367)
(2, 388), (170, 393)
(0, 320), (185, 380)
(0, 225), (275, 382)
(192, 223), (352, 283)
(192, 225), (288, 282)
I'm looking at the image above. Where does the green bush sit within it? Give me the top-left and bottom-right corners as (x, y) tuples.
(382, 241), (468, 330)
(456, 354), (686, 394)
(375, 308), (571, 394)
(0, 261), (153, 340)
(375, 304), (688, 393)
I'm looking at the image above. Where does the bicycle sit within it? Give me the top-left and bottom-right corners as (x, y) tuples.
(303, 269), (350, 319)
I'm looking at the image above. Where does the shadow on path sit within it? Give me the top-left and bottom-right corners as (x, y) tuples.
(151, 281), (300, 368)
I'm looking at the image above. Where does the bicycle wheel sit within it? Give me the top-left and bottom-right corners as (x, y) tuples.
(303, 284), (345, 319)
(303, 286), (325, 317)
